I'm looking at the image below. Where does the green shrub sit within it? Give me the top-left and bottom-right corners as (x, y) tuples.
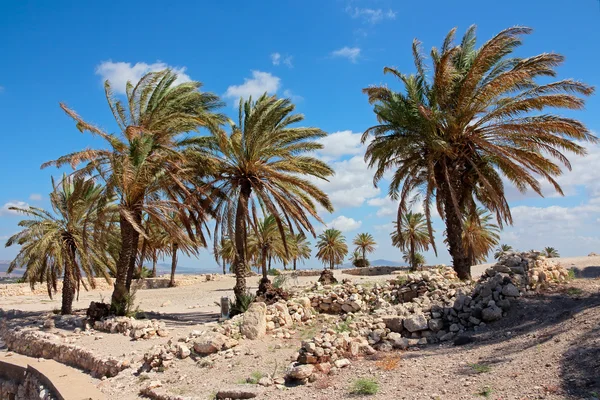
(272, 274), (289, 289)
(470, 363), (491, 373)
(246, 371), (264, 384)
(477, 386), (493, 398)
(353, 258), (370, 268)
(230, 292), (256, 316)
(349, 378), (379, 395)
(267, 268), (281, 276)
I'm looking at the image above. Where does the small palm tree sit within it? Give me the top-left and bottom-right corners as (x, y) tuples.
(216, 237), (237, 274)
(248, 215), (291, 282)
(362, 26), (596, 279)
(350, 250), (369, 268)
(45, 70), (224, 314)
(461, 209), (500, 266)
(288, 233), (311, 271)
(353, 233), (377, 263)
(403, 252), (425, 270)
(391, 212), (432, 271)
(542, 247), (560, 258)
(5, 175), (115, 314)
(494, 244), (513, 260)
(316, 229), (348, 270)
(202, 94), (334, 301)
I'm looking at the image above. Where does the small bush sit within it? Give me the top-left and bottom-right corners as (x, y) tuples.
(272, 274), (289, 289)
(246, 371), (264, 384)
(230, 292), (256, 316)
(353, 258), (370, 268)
(349, 378), (379, 395)
(477, 386), (493, 398)
(335, 317), (352, 333)
(566, 287), (583, 296)
(134, 266), (153, 279)
(470, 363), (491, 373)
(567, 268), (576, 280)
(267, 268), (281, 276)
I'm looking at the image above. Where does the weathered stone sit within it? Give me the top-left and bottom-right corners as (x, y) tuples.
(286, 363), (314, 380)
(240, 302), (267, 340)
(428, 318), (444, 332)
(193, 333), (228, 355)
(334, 358), (350, 368)
(481, 304), (503, 322)
(387, 332), (409, 349)
(403, 314), (428, 332)
(176, 343), (191, 359)
(501, 283), (520, 297)
(382, 316), (403, 333)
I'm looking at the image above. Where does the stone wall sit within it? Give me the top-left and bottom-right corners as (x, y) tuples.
(342, 266), (406, 276)
(0, 325), (129, 378)
(0, 367), (57, 400)
(0, 274), (218, 297)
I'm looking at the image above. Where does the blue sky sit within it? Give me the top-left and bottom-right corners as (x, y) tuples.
(1, 0), (600, 272)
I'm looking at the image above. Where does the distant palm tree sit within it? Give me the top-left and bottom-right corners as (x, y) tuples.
(5, 175), (116, 314)
(45, 70), (224, 314)
(316, 229), (348, 270)
(353, 233), (377, 263)
(494, 244), (514, 260)
(403, 252), (426, 270)
(349, 250), (369, 268)
(216, 237), (236, 274)
(289, 233), (311, 271)
(362, 26), (596, 279)
(248, 215), (291, 282)
(391, 212), (432, 271)
(461, 209), (500, 265)
(542, 247), (560, 258)
(201, 94), (334, 301)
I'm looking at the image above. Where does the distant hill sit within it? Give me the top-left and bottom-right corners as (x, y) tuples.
(370, 259), (404, 267)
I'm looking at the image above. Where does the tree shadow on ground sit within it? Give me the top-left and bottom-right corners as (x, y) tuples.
(145, 310), (220, 327)
(573, 266), (600, 279)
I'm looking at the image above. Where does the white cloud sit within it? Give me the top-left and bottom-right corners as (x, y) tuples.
(311, 155), (380, 209)
(224, 71), (281, 101)
(282, 89), (303, 103)
(271, 53), (281, 65)
(0, 201), (29, 216)
(95, 61), (191, 95)
(346, 7), (396, 24)
(326, 215), (362, 232)
(29, 194), (42, 201)
(271, 53), (293, 68)
(331, 47), (361, 63)
(317, 130), (363, 159)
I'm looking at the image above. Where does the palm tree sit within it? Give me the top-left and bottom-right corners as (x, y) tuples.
(349, 250), (368, 268)
(494, 244), (513, 260)
(391, 212), (432, 271)
(289, 233), (311, 271)
(362, 26), (596, 280)
(216, 237), (236, 274)
(461, 208), (500, 266)
(403, 252), (426, 270)
(316, 229), (348, 270)
(44, 70), (224, 314)
(5, 175), (115, 314)
(353, 233), (376, 263)
(248, 215), (291, 282)
(542, 247), (560, 258)
(200, 94), (334, 301)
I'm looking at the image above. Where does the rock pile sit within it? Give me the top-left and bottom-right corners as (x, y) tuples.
(288, 252), (570, 381)
(93, 317), (169, 340)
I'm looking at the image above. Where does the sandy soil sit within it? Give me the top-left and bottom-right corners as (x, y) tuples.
(1, 256), (599, 399)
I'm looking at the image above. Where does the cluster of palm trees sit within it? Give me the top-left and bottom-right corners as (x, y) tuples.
(5, 25), (593, 315)
(494, 244), (560, 259)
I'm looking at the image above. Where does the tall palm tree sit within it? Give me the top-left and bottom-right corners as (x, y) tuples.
(461, 208), (500, 266)
(316, 229), (348, 270)
(5, 175), (116, 314)
(44, 70), (224, 314)
(198, 94), (334, 301)
(289, 233), (311, 271)
(362, 26), (596, 279)
(353, 233), (377, 263)
(391, 212), (432, 271)
(494, 244), (513, 260)
(542, 247), (560, 258)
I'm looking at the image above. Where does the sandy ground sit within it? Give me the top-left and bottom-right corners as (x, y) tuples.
(1, 255), (599, 399)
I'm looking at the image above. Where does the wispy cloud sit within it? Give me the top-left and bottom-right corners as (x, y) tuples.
(331, 47), (361, 63)
(95, 61), (191, 94)
(224, 71), (281, 102)
(0, 201), (29, 216)
(346, 6), (396, 24)
(326, 215), (362, 232)
(271, 52), (293, 68)
(29, 194), (42, 201)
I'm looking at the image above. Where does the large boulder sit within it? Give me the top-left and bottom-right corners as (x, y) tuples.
(286, 363), (314, 380)
(193, 332), (228, 355)
(481, 303), (503, 322)
(240, 302), (267, 339)
(382, 316), (403, 333)
(403, 314), (428, 332)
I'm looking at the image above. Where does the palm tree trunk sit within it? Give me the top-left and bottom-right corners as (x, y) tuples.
(362, 247), (366, 262)
(61, 254), (76, 315)
(293, 258), (297, 271)
(125, 209), (143, 290)
(169, 242), (178, 287)
(261, 246), (268, 281)
(151, 251), (157, 278)
(233, 184), (251, 301)
(441, 188), (470, 280)
(222, 260), (226, 275)
(410, 240), (416, 272)
(137, 224), (149, 277)
(111, 210), (141, 315)
(330, 259), (334, 270)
